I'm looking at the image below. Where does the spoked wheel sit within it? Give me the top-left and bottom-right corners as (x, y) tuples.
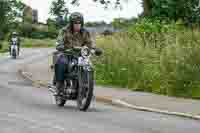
(77, 70), (94, 111)
(55, 82), (66, 107)
(55, 95), (66, 107)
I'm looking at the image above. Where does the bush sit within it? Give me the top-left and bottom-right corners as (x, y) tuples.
(94, 35), (160, 91)
(94, 20), (200, 99)
(47, 25), (58, 39)
(160, 29), (200, 98)
(20, 23), (34, 38)
(102, 29), (113, 36)
(21, 38), (56, 48)
(30, 31), (49, 39)
(20, 23), (58, 39)
(0, 41), (9, 53)
(0, 42), (2, 49)
(127, 18), (184, 50)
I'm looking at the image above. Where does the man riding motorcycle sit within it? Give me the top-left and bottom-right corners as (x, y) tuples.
(53, 12), (95, 95)
(9, 32), (21, 55)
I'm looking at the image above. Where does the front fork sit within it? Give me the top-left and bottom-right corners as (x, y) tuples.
(78, 65), (94, 94)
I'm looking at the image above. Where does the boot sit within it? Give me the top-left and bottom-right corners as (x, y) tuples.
(53, 74), (56, 86)
(56, 81), (64, 96)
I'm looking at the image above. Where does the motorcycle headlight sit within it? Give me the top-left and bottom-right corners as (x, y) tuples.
(81, 47), (90, 57)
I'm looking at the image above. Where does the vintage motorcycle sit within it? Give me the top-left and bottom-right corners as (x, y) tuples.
(10, 38), (19, 59)
(48, 45), (102, 111)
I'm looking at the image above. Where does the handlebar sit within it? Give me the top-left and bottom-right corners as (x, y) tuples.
(56, 44), (103, 56)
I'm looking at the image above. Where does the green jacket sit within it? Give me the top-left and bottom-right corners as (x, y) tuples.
(56, 25), (95, 49)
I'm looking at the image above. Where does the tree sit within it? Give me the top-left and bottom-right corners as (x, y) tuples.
(151, 0), (200, 25)
(47, 18), (58, 38)
(0, 0), (25, 40)
(71, 0), (122, 9)
(85, 21), (107, 27)
(10, 0), (25, 22)
(23, 6), (34, 23)
(142, 0), (152, 16)
(71, 0), (200, 25)
(50, 0), (69, 27)
(0, 1), (9, 37)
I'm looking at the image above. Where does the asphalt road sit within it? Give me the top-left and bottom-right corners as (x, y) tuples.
(0, 48), (199, 133)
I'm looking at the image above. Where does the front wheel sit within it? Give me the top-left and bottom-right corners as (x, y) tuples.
(12, 49), (16, 59)
(77, 70), (94, 111)
(54, 95), (66, 107)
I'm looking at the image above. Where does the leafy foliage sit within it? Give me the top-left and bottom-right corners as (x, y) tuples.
(127, 18), (184, 50)
(72, 0), (200, 25)
(47, 19), (59, 38)
(94, 20), (200, 99)
(85, 21), (107, 27)
(151, 0), (200, 25)
(50, 0), (69, 28)
(50, 0), (68, 17)
(0, 0), (25, 40)
(111, 17), (137, 29)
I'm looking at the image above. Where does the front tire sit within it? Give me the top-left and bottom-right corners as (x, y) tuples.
(77, 70), (94, 111)
(55, 95), (66, 107)
(12, 49), (16, 59)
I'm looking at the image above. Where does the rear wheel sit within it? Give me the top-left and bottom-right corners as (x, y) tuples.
(77, 70), (94, 111)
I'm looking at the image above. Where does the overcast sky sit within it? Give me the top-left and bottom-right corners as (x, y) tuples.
(21, 0), (143, 23)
